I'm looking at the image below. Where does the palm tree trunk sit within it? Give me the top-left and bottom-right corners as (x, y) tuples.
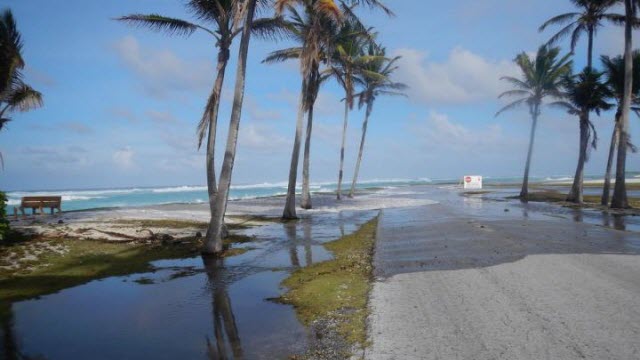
(282, 83), (307, 220)
(567, 115), (589, 204)
(204, 47), (230, 245)
(612, 0), (633, 209)
(203, 0), (257, 254)
(520, 103), (539, 200)
(601, 111), (621, 206)
(336, 100), (349, 200)
(587, 27), (594, 69)
(300, 103), (314, 209)
(349, 101), (372, 198)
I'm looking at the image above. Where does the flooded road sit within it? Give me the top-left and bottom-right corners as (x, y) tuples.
(1, 211), (377, 360)
(367, 186), (640, 360)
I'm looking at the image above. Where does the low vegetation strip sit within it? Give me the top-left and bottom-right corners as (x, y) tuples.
(278, 216), (379, 357)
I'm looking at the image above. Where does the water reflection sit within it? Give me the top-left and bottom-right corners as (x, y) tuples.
(202, 257), (243, 360)
(603, 213), (627, 231)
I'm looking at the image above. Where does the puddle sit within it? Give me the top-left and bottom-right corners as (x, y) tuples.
(0, 210), (377, 359)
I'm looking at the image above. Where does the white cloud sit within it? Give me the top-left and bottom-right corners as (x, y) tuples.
(411, 110), (516, 154)
(113, 146), (135, 169)
(112, 36), (213, 98)
(392, 47), (519, 105)
(239, 123), (289, 153)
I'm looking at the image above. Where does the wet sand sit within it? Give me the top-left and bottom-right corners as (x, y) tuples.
(366, 186), (640, 360)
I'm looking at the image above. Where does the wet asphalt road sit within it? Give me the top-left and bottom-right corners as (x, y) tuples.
(366, 186), (640, 360)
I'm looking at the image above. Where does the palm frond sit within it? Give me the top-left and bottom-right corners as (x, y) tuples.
(262, 47), (302, 63)
(115, 14), (204, 37)
(495, 98), (528, 117)
(250, 16), (295, 40)
(6, 84), (43, 112)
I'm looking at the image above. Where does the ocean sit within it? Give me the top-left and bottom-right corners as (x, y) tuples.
(4, 174), (638, 213)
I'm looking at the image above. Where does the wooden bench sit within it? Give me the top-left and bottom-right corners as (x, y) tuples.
(14, 196), (62, 217)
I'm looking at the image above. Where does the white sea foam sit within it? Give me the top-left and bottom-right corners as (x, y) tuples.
(152, 186), (207, 193)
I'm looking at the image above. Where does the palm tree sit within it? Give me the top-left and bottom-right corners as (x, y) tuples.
(348, 44), (406, 198)
(324, 12), (373, 200)
(117, 1), (284, 244)
(271, 0), (392, 219)
(539, 0), (617, 68)
(204, 0), (258, 254)
(600, 52), (640, 205)
(553, 68), (613, 203)
(612, 0), (639, 209)
(0, 9), (43, 166)
(496, 46), (572, 200)
(266, 0), (343, 217)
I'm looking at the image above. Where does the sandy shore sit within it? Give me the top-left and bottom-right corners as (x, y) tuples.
(366, 186), (640, 360)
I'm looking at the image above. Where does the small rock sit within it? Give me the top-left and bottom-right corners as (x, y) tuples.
(57, 220), (64, 224)
(195, 231), (203, 239)
(504, 208), (509, 212)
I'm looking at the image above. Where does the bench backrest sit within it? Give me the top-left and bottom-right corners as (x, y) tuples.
(21, 196), (62, 208)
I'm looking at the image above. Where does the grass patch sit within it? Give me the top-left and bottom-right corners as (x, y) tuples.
(511, 190), (640, 209)
(278, 217), (378, 353)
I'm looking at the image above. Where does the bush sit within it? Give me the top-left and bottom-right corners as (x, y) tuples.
(0, 191), (9, 240)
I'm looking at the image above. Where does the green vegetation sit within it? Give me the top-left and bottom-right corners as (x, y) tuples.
(278, 217), (378, 353)
(515, 189), (640, 209)
(0, 191), (9, 241)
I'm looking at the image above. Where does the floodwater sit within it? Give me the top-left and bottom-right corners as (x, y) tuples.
(2, 185), (639, 359)
(0, 210), (377, 360)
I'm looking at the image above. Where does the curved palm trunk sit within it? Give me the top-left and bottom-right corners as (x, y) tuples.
(520, 103), (540, 200)
(567, 115), (589, 204)
(336, 100), (349, 200)
(300, 104), (315, 209)
(203, 0), (257, 254)
(204, 48), (230, 245)
(282, 84), (307, 220)
(601, 111), (621, 205)
(349, 101), (372, 198)
(612, 0), (633, 209)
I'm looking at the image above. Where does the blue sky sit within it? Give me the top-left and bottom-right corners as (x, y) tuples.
(1, 0), (639, 191)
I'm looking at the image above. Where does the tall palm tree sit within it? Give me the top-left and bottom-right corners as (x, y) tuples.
(539, 0), (617, 68)
(496, 46), (572, 200)
(324, 12), (373, 200)
(117, 1), (284, 244)
(266, 0), (343, 217)
(553, 68), (613, 203)
(348, 44), (406, 198)
(612, 0), (639, 209)
(204, 0), (258, 254)
(600, 52), (640, 205)
(271, 0), (391, 219)
(0, 9), (43, 166)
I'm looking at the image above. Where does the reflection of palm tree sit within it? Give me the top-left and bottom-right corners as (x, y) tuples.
(2, 304), (18, 360)
(202, 257), (244, 360)
(284, 223), (300, 268)
(302, 220), (313, 266)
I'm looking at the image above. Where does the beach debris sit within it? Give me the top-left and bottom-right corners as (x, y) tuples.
(57, 220), (64, 224)
(195, 231), (203, 239)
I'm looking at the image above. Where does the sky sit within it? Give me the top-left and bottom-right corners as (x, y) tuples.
(1, 0), (639, 191)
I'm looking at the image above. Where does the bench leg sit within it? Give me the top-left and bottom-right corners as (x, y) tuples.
(50, 207), (54, 215)
(13, 207), (18, 219)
